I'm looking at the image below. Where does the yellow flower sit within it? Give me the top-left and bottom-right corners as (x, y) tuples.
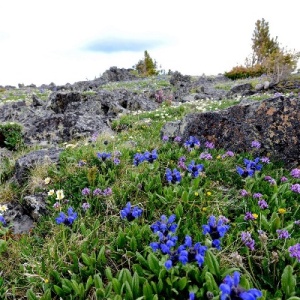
(44, 279), (49, 283)
(252, 213), (258, 219)
(48, 189), (55, 196)
(202, 207), (207, 212)
(194, 192), (199, 196)
(0, 204), (8, 213)
(278, 208), (286, 214)
(206, 191), (212, 196)
(56, 190), (65, 200)
(44, 177), (51, 185)
(217, 155), (221, 159)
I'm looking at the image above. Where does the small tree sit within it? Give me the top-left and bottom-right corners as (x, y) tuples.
(134, 51), (159, 76)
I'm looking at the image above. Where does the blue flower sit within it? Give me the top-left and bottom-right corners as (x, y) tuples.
(187, 160), (204, 178)
(0, 215), (6, 225)
(55, 207), (77, 226)
(133, 153), (145, 166)
(144, 149), (158, 163)
(244, 158), (262, 171)
(120, 202), (143, 221)
(219, 271), (262, 300)
(189, 292), (196, 300)
(165, 168), (181, 184)
(97, 152), (111, 161)
(184, 136), (200, 150)
(236, 166), (255, 178)
(151, 214), (177, 234)
(202, 216), (230, 250)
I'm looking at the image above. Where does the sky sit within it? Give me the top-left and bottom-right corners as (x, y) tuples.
(0, 0), (299, 86)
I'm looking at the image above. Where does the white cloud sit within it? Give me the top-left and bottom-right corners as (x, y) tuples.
(0, 0), (299, 86)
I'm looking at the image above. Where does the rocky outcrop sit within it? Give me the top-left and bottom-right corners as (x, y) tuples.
(161, 94), (300, 166)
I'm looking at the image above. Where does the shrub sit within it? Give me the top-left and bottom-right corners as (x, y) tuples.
(0, 122), (23, 150)
(224, 64), (266, 80)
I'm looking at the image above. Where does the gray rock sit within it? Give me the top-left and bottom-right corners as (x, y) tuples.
(23, 193), (48, 221)
(14, 148), (62, 185)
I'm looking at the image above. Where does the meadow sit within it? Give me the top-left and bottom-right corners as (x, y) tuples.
(0, 86), (299, 300)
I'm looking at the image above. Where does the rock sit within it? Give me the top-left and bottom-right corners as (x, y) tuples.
(32, 94), (43, 107)
(255, 83), (264, 91)
(161, 95), (300, 166)
(263, 81), (270, 90)
(227, 83), (254, 97)
(101, 66), (137, 82)
(14, 148), (63, 185)
(23, 193), (48, 221)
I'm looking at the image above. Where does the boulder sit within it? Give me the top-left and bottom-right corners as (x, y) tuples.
(161, 95), (300, 166)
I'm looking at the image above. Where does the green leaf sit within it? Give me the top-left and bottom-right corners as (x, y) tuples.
(130, 236), (138, 252)
(85, 276), (93, 292)
(175, 203), (183, 218)
(270, 212), (281, 233)
(205, 272), (218, 292)
(281, 265), (296, 298)
(112, 278), (121, 294)
(132, 272), (140, 298)
(81, 253), (92, 266)
(143, 281), (153, 300)
(26, 289), (38, 300)
(147, 253), (160, 276)
(177, 277), (188, 290)
(97, 246), (107, 264)
(125, 281), (134, 300)
(105, 267), (113, 281)
(287, 297), (300, 300)
(94, 274), (103, 289)
(53, 285), (65, 297)
(136, 251), (149, 269)
(205, 250), (220, 277)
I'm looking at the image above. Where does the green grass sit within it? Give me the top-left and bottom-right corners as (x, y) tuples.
(0, 84), (299, 300)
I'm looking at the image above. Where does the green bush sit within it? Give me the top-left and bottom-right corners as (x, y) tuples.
(224, 65), (266, 80)
(0, 122), (23, 150)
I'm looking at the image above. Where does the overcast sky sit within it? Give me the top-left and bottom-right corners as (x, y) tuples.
(0, 0), (299, 86)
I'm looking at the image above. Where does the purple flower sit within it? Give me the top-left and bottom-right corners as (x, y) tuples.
(251, 140), (261, 149)
(174, 136), (182, 143)
(295, 220), (300, 226)
(78, 160), (87, 167)
(281, 176), (288, 182)
(261, 157), (270, 163)
(276, 229), (290, 239)
(226, 151), (234, 157)
(244, 212), (255, 221)
(177, 156), (187, 170)
(102, 187), (112, 196)
(91, 132), (98, 142)
(240, 189), (248, 197)
(205, 141), (215, 149)
(93, 188), (102, 196)
(82, 202), (90, 211)
(81, 187), (91, 196)
(253, 193), (263, 199)
(162, 135), (169, 142)
(289, 243), (300, 262)
(219, 271), (262, 300)
(120, 202), (143, 221)
(258, 199), (268, 209)
(113, 158), (120, 165)
(290, 168), (300, 178)
(291, 183), (300, 193)
(199, 152), (213, 160)
(241, 231), (255, 251)
(55, 207), (77, 226)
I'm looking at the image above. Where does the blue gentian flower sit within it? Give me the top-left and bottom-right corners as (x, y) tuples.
(133, 153), (145, 166)
(184, 136), (200, 150)
(144, 149), (158, 163)
(0, 215), (6, 225)
(189, 292), (196, 300)
(219, 271), (262, 300)
(165, 168), (181, 184)
(97, 152), (111, 161)
(151, 214), (177, 234)
(236, 166), (255, 178)
(244, 158), (262, 171)
(120, 202), (143, 221)
(187, 160), (204, 178)
(202, 216), (230, 250)
(55, 207), (77, 226)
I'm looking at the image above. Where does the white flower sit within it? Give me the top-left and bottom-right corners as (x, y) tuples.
(0, 204), (8, 213)
(44, 177), (51, 185)
(48, 189), (55, 196)
(56, 190), (65, 200)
